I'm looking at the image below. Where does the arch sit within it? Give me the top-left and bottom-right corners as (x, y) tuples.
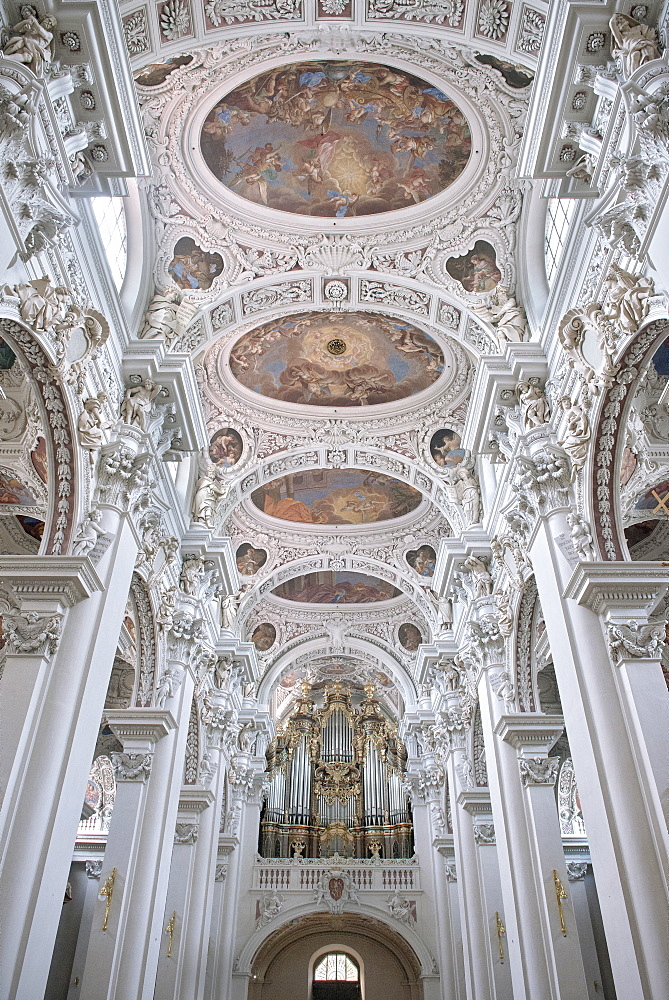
(588, 318), (669, 560)
(255, 635), (419, 709)
(240, 554), (437, 627)
(0, 316), (81, 555)
(310, 946), (364, 1000)
(241, 906), (431, 1000)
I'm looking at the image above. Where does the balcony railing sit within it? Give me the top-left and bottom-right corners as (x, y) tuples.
(253, 855), (420, 892)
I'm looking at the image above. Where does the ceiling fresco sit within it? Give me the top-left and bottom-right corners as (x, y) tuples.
(272, 571), (402, 603)
(251, 470), (423, 525)
(200, 60), (472, 217)
(229, 311), (445, 406)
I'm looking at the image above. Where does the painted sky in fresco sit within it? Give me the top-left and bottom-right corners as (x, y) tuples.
(273, 571), (402, 603)
(230, 311), (445, 406)
(200, 60), (472, 217)
(251, 470), (423, 525)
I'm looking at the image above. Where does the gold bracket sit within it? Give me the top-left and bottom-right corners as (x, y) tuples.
(553, 870), (568, 936)
(99, 868), (117, 931)
(165, 910), (176, 957)
(495, 911), (506, 962)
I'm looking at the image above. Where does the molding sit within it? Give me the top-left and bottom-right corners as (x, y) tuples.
(105, 708), (177, 743)
(0, 556), (103, 607)
(178, 787), (215, 812)
(563, 561), (669, 618)
(495, 713), (565, 752)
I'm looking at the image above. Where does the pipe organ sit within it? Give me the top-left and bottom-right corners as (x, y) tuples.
(261, 682), (412, 858)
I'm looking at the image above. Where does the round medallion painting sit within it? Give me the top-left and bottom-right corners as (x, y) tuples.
(230, 312), (445, 407)
(200, 61), (472, 217)
(251, 622), (276, 651)
(399, 622), (422, 651)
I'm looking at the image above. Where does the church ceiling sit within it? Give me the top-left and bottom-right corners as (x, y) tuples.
(228, 310), (446, 407)
(119, 0), (544, 699)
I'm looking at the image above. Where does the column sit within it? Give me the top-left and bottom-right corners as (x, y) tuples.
(77, 708), (177, 1000)
(458, 791), (513, 1000)
(76, 585), (197, 1000)
(495, 714), (591, 999)
(154, 786), (215, 999)
(517, 445), (669, 1000)
(410, 770), (460, 1000)
(441, 696), (497, 1000)
(0, 471), (141, 1000)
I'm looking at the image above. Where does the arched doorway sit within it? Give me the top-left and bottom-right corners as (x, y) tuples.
(248, 912), (424, 1000)
(312, 949), (362, 1000)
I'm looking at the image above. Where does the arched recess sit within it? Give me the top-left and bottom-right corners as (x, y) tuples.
(241, 909), (430, 1000)
(256, 634), (418, 710)
(0, 316), (82, 555)
(218, 449), (463, 536)
(588, 317), (669, 560)
(240, 554), (437, 627)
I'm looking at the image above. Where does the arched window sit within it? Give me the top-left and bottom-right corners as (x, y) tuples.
(313, 953), (361, 1000)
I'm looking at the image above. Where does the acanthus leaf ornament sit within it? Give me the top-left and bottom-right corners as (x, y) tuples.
(518, 756), (560, 786)
(607, 620), (664, 661)
(174, 823), (198, 845)
(111, 752), (154, 782)
(473, 820), (496, 845)
(4, 611), (62, 656)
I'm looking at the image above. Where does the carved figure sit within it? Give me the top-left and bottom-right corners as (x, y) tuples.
(490, 669), (515, 710)
(609, 13), (660, 76)
(11, 280), (69, 332)
(558, 397), (590, 477)
(481, 285), (529, 345)
(139, 288), (181, 342)
(179, 553), (204, 596)
(120, 379), (164, 430)
(155, 663), (182, 708)
(256, 891), (284, 928)
(517, 380), (549, 430)
(463, 554), (493, 598)
(77, 393), (108, 462)
(601, 264), (655, 334)
(72, 509), (106, 556)
(566, 153), (595, 185)
(192, 467), (227, 527)
(434, 594), (453, 634)
(454, 465), (481, 525)
(221, 592), (240, 632)
(437, 658), (460, 692)
(387, 892), (415, 925)
(495, 592), (514, 638)
(2, 12), (56, 76)
(567, 513), (595, 559)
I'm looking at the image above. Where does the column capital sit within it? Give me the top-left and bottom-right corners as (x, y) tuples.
(564, 561), (669, 621)
(518, 756), (560, 786)
(495, 714), (565, 755)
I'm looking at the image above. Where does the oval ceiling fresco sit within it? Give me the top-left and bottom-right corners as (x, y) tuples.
(251, 470), (423, 525)
(272, 571), (402, 604)
(200, 61), (472, 217)
(229, 311), (445, 407)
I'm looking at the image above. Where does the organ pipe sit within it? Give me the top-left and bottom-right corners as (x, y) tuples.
(261, 681), (413, 858)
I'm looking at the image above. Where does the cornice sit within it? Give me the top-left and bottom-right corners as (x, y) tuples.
(178, 787), (216, 812)
(563, 561), (669, 616)
(105, 708), (177, 742)
(0, 556), (103, 607)
(495, 713), (564, 751)
(457, 788), (493, 814)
